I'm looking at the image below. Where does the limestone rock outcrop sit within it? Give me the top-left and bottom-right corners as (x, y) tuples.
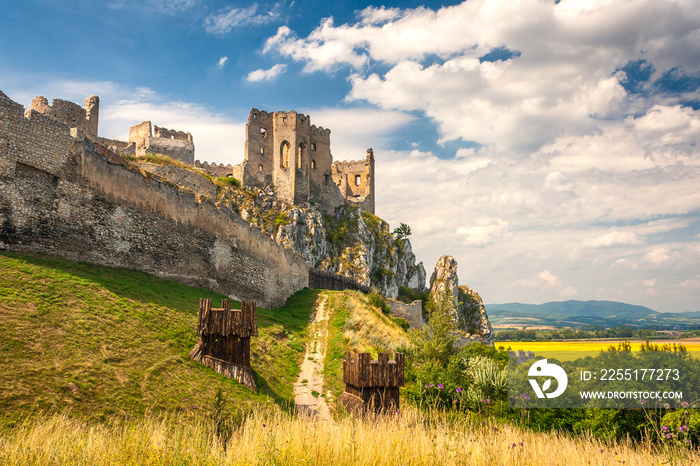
(428, 255), (494, 346)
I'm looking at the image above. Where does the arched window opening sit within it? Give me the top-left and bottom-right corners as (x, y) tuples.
(260, 147), (264, 154)
(311, 142), (317, 151)
(260, 128), (267, 138)
(311, 159), (317, 170)
(355, 174), (361, 186)
(281, 141), (290, 169)
(297, 144), (304, 169)
(258, 164), (263, 172)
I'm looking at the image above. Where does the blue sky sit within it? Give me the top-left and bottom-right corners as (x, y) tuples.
(2, 0), (700, 312)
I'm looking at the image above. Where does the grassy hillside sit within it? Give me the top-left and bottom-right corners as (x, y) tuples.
(0, 251), (317, 425)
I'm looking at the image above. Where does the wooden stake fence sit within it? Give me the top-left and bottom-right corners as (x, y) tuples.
(189, 299), (258, 390)
(338, 351), (405, 414)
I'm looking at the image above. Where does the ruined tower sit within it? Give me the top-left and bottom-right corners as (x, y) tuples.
(29, 95), (99, 138)
(236, 108), (374, 213)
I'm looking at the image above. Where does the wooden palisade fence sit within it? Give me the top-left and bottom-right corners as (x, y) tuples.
(189, 299), (258, 390)
(338, 351), (405, 414)
(308, 269), (371, 293)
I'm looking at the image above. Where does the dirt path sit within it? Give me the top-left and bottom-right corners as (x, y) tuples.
(293, 293), (332, 421)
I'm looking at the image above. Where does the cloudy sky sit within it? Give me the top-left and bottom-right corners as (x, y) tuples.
(2, 0), (700, 312)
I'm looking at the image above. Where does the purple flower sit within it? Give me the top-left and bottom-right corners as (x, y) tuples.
(456, 387), (462, 393)
(484, 398), (489, 403)
(437, 384), (444, 389)
(425, 382), (431, 389)
(682, 401), (690, 408)
(680, 425), (688, 432)
(600, 449), (604, 453)
(193, 406), (198, 409)
(263, 423), (266, 427)
(519, 442), (523, 447)
(662, 426), (668, 431)
(522, 393), (530, 400)
(515, 395), (519, 400)
(666, 434), (672, 439)
(396, 411), (400, 415)
(640, 400), (647, 405)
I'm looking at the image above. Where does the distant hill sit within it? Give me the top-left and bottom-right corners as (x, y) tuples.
(485, 300), (700, 329)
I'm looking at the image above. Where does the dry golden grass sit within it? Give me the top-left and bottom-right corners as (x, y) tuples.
(1, 407), (697, 465)
(341, 292), (409, 356)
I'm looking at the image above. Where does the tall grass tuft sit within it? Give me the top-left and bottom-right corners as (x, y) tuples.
(1, 407), (697, 465)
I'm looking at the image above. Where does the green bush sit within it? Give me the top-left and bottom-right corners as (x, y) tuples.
(367, 292), (391, 315)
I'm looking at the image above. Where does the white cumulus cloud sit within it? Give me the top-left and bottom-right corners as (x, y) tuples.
(246, 64), (287, 82)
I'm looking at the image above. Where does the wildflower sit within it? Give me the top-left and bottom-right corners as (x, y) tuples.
(640, 400), (646, 405)
(662, 426), (668, 432)
(263, 423), (266, 427)
(396, 411), (400, 415)
(453, 399), (457, 403)
(600, 449), (604, 453)
(484, 398), (490, 404)
(519, 442), (523, 447)
(512, 443), (517, 448)
(663, 403), (670, 409)
(425, 382), (431, 389)
(193, 406), (198, 409)
(515, 395), (519, 400)
(666, 434), (672, 439)
(522, 393), (530, 400)
(456, 387), (462, 393)
(682, 401), (690, 408)
(681, 425), (688, 432)
(437, 384), (444, 389)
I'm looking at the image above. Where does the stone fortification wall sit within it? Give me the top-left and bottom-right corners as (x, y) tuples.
(128, 121), (195, 165)
(133, 162), (218, 201)
(387, 299), (424, 329)
(0, 92), (307, 308)
(29, 95), (99, 138)
(194, 160), (241, 179)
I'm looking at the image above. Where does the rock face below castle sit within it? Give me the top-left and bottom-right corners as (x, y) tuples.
(429, 255), (494, 346)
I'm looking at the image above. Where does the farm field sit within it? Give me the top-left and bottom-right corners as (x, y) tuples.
(497, 338), (700, 361)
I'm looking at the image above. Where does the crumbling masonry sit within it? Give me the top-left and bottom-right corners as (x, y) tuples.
(225, 109), (375, 214)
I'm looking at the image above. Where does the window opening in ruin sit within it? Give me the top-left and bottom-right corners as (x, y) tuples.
(311, 142), (316, 151)
(281, 141), (290, 169)
(297, 144), (304, 169)
(260, 128), (267, 138)
(171, 136), (174, 139)
(324, 174), (330, 185)
(253, 114), (257, 119)
(259, 164), (263, 172)
(311, 159), (317, 170)
(355, 174), (361, 186)
(260, 147), (264, 154)
(282, 117), (287, 123)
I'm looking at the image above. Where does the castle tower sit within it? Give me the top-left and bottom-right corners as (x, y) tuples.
(243, 109), (332, 206)
(29, 94), (100, 138)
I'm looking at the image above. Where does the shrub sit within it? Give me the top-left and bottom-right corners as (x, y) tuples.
(367, 292), (391, 316)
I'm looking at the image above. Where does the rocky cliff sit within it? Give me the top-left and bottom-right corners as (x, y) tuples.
(429, 255), (494, 346)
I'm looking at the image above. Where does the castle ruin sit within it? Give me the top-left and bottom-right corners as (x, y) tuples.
(226, 109), (375, 214)
(0, 91), (308, 308)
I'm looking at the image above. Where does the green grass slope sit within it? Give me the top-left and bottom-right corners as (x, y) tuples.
(0, 251), (317, 425)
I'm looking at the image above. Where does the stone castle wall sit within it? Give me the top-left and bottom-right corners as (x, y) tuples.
(0, 92), (308, 308)
(387, 299), (424, 329)
(29, 95), (99, 139)
(128, 121), (195, 165)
